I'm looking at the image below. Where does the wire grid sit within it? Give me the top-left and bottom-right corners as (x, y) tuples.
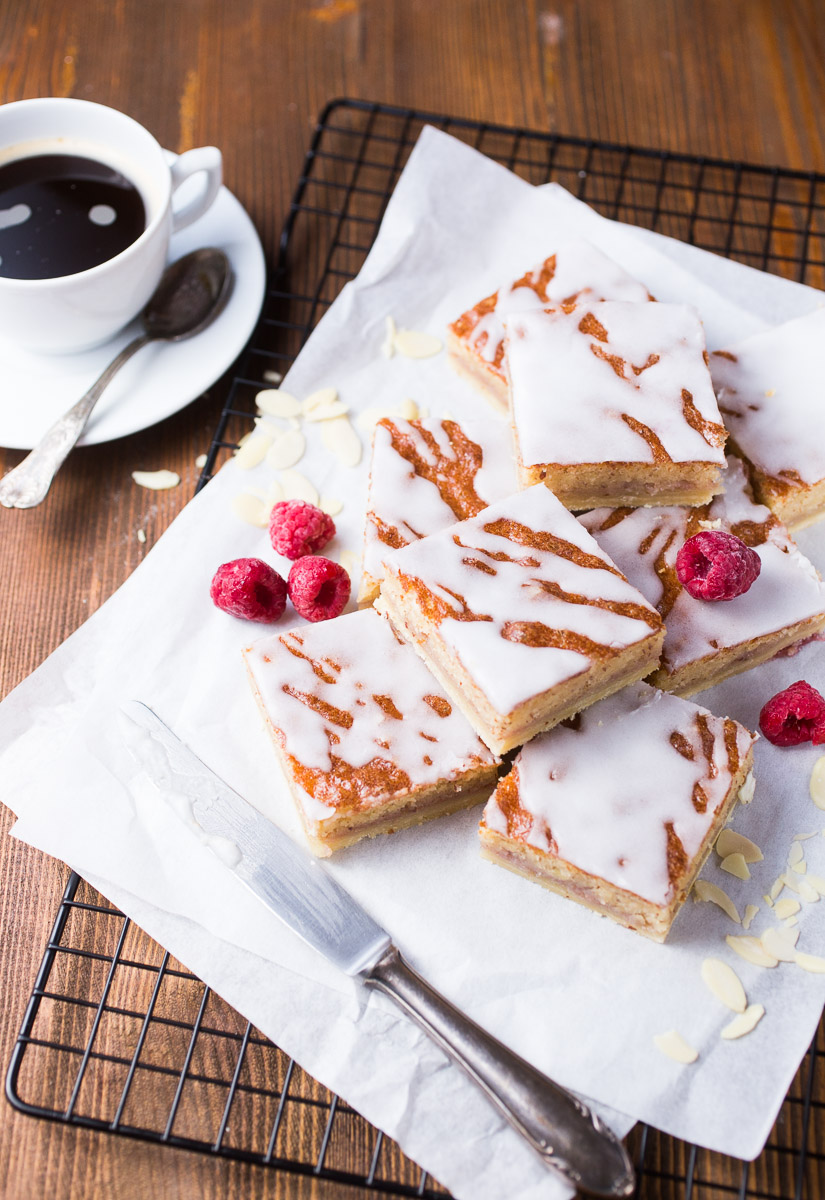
(7, 100), (825, 1197)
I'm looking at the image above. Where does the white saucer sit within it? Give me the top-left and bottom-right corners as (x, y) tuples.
(0, 163), (267, 450)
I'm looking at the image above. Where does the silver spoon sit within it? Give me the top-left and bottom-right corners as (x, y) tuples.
(0, 247), (233, 509)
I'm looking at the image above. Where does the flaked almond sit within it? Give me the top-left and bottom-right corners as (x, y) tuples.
(738, 772), (756, 804)
(788, 842), (804, 867)
(279, 469), (319, 506)
(653, 1030), (698, 1064)
(131, 469), (180, 490)
(393, 328), (443, 359)
(263, 478), (285, 507)
(805, 872), (825, 896)
(716, 829), (763, 863)
(720, 852), (750, 880)
(701, 958), (747, 1013)
(320, 496), (343, 516)
(761, 926), (798, 962)
(769, 877), (784, 901)
(230, 492), (270, 527)
(399, 397), (420, 419)
(303, 386), (338, 416)
(792, 861), (808, 876)
(304, 400), (350, 422)
(381, 315), (396, 359)
(809, 757), (825, 810)
(262, 369), (283, 384)
(721, 1004), (765, 1040)
(357, 405), (399, 431)
(774, 898), (801, 920)
(339, 548), (358, 576)
(233, 434), (273, 470)
(725, 935), (778, 968)
(779, 872), (801, 895)
(798, 880), (820, 903)
(795, 951), (825, 973)
(794, 832), (817, 841)
(137, 529), (147, 544)
(743, 904), (759, 930)
(265, 429), (306, 471)
(693, 879), (740, 923)
(195, 453), (207, 469)
(256, 388), (302, 419)
(322, 414), (362, 467)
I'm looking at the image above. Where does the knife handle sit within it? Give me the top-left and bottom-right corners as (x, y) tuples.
(362, 945), (634, 1198)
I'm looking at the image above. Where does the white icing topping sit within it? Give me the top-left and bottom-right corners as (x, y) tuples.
(580, 457), (825, 674)
(711, 309), (825, 485)
(483, 683), (755, 906)
(363, 417), (518, 585)
(452, 237), (651, 375)
(506, 301), (726, 468)
(244, 609), (495, 823)
(382, 484), (662, 715)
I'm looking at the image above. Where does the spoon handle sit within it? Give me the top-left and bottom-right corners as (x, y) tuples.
(0, 332), (152, 509)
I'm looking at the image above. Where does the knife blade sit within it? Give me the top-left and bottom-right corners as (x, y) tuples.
(122, 699), (634, 1198)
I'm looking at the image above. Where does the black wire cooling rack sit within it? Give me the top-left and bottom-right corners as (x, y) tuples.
(7, 99), (825, 1199)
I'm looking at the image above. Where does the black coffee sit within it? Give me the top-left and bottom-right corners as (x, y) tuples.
(0, 152), (146, 279)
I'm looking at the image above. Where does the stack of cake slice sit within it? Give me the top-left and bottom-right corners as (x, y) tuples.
(241, 234), (825, 944)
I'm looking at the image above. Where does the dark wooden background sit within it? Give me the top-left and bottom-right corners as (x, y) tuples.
(1, 2), (825, 1197)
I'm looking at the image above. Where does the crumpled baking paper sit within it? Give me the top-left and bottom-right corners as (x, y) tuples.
(3, 127), (825, 1198)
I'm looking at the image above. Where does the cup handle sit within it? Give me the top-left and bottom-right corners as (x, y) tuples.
(169, 146), (223, 234)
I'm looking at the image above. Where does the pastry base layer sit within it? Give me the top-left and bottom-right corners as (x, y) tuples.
(650, 613), (825, 697)
(304, 777), (497, 856)
(516, 458), (725, 510)
(752, 470), (825, 533)
(446, 331), (509, 414)
(248, 664), (498, 857)
(479, 753), (754, 942)
(376, 589), (665, 755)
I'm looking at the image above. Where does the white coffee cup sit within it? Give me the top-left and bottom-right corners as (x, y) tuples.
(0, 97), (222, 354)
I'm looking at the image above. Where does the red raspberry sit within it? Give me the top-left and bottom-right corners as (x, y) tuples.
(210, 558), (287, 622)
(675, 530), (761, 601)
(759, 680), (825, 746)
(269, 500), (335, 560)
(288, 556), (351, 622)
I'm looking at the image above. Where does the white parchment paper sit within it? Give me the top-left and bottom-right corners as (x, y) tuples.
(3, 128), (825, 1194)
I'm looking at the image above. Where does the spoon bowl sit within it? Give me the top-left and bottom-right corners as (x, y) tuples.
(0, 247), (233, 509)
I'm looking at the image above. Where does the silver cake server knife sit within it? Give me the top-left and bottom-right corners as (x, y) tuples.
(122, 699), (635, 1198)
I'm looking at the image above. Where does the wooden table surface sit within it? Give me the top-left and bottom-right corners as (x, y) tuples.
(2, 3), (825, 1197)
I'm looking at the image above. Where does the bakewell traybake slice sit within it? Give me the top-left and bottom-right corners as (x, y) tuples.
(580, 456), (825, 696)
(446, 237), (652, 413)
(375, 484), (665, 755)
(358, 417), (518, 606)
(710, 309), (825, 530)
(479, 682), (757, 942)
(243, 608), (498, 857)
(504, 299), (728, 508)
